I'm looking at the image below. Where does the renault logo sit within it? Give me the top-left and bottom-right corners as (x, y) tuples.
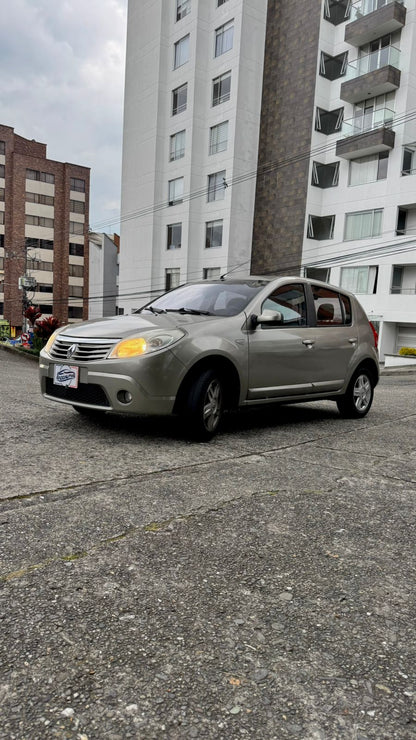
(66, 343), (78, 359)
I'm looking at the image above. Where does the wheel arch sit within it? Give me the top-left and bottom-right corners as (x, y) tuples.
(352, 358), (379, 386)
(173, 355), (241, 414)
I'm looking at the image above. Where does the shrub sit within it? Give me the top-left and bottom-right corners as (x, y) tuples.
(399, 347), (416, 357)
(34, 315), (61, 342)
(24, 305), (42, 327)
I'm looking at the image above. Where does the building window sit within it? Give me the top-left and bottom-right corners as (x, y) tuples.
(305, 268), (330, 283)
(69, 242), (84, 256)
(0, 141), (5, 155)
(0, 164), (5, 178)
(315, 107), (343, 135)
(25, 215), (54, 228)
(174, 34), (190, 69)
(68, 285), (84, 297)
(217, 0), (229, 5)
(39, 304), (53, 314)
(344, 209), (382, 241)
(37, 284), (53, 293)
(396, 208), (407, 236)
(0, 187), (4, 202)
(203, 267), (221, 280)
(70, 177), (85, 192)
(26, 192), (55, 206)
(69, 264), (84, 277)
(168, 177), (184, 205)
(391, 265), (403, 294)
(215, 20), (234, 57)
(205, 220), (223, 249)
(70, 199), (85, 214)
(170, 130), (186, 161)
(349, 153), (388, 186)
(323, 0), (351, 25)
(212, 71), (231, 106)
(165, 268), (180, 290)
(402, 146), (416, 176)
(30, 259), (53, 272)
(208, 171), (226, 202)
(0, 212), (4, 225)
(319, 51), (348, 80)
(26, 238), (54, 250)
(70, 221), (84, 235)
(307, 215), (335, 240)
(340, 266), (378, 294)
(26, 169), (55, 184)
(0, 235), (4, 249)
(172, 83), (188, 115)
(209, 121), (228, 155)
(167, 223), (182, 249)
(311, 161), (339, 188)
(68, 307), (84, 319)
(176, 0), (190, 21)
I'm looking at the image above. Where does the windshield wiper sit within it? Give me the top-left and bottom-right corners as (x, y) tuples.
(139, 306), (167, 314)
(166, 307), (212, 316)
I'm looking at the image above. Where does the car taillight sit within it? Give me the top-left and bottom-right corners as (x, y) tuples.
(369, 321), (378, 349)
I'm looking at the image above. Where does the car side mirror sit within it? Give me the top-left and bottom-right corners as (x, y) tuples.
(250, 310), (284, 328)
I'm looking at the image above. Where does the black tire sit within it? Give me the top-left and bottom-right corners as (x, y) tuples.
(183, 369), (224, 441)
(336, 367), (374, 418)
(72, 405), (105, 418)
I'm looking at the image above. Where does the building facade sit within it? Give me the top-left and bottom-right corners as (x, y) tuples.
(120, 0), (416, 359)
(119, 0), (268, 312)
(0, 125), (90, 332)
(88, 232), (119, 319)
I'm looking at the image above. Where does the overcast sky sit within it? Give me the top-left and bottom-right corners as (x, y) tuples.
(0, 0), (127, 233)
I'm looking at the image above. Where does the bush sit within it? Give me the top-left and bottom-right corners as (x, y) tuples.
(399, 347), (416, 357)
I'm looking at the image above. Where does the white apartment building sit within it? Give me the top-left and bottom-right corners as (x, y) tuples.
(119, 0), (268, 313)
(303, 0), (416, 360)
(88, 233), (119, 319)
(120, 0), (416, 361)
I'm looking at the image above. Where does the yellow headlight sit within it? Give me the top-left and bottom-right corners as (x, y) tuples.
(110, 337), (148, 358)
(44, 328), (62, 354)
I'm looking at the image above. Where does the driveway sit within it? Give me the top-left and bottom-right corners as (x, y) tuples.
(1, 348), (416, 739)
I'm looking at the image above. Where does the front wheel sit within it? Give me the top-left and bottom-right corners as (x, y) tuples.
(336, 368), (374, 418)
(183, 369), (224, 441)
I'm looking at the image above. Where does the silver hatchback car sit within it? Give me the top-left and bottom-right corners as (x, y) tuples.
(39, 276), (379, 440)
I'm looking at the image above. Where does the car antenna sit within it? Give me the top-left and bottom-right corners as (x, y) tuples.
(220, 260), (250, 281)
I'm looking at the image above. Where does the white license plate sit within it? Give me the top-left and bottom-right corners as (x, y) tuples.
(53, 364), (79, 389)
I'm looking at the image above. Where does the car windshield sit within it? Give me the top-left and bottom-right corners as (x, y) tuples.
(139, 281), (268, 317)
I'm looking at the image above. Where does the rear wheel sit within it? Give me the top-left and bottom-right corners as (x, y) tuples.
(336, 368), (374, 418)
(183, 369), (224, 441)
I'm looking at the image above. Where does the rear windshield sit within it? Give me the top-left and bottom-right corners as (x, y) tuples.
(142, 281), (267, 317)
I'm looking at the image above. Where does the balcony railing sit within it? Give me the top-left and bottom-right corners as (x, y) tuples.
(340, 107), (394, 137)
(350, 0), (404, 22)
(345, 45), (400, 80)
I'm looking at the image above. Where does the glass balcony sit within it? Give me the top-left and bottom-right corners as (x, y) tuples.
(350, 0), (404, 22)
(345, 45), (400, 80)
(340, 107), (394, 137)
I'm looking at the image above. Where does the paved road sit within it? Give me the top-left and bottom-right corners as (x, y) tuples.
(1, 347), (416, 739)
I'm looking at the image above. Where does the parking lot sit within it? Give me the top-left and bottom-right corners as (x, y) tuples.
(1, 346), (416, 739)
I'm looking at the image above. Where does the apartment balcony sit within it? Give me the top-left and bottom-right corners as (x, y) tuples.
(340, 46), (400, 103)
(346, 0), (406, 47)
(336, 107), (395, 158)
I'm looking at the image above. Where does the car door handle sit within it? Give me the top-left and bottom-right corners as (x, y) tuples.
(348, 337), (358, 344)
(302, 339), (315, 348)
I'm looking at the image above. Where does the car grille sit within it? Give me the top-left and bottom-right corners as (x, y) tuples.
(45, 378), (110, 407)
(49, 336), (118, 362)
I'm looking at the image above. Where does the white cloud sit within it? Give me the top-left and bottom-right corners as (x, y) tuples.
(0, 0), (127, 231)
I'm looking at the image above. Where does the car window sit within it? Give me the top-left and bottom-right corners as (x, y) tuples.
(261, 283), (307, 326)
(312, 285), (351, 326)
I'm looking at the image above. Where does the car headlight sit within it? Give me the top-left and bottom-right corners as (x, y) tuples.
(43, 327), (67, 354)
(108, 329), (185, 359)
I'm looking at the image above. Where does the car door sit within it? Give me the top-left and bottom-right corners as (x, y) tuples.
(247, 282), (317, 399)
(307, 285), (357, 391)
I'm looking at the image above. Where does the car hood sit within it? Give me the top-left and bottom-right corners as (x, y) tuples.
(59, 312), (221, 340)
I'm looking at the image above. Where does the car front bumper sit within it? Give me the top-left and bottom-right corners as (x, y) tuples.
(39, 349), (186, 416)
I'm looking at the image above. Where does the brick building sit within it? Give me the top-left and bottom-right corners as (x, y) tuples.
(0, 124), (90, 332)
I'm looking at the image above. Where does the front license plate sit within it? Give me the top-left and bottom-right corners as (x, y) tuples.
(53, 364), (79, 389)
